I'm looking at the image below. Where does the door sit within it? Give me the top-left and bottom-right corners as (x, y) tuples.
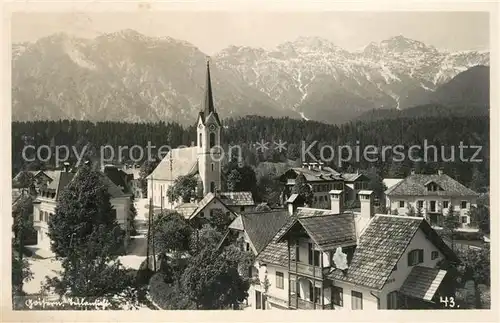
(256, 291), (262, 309)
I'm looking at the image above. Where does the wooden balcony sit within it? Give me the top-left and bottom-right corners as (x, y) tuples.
(290, 262), (323, 278)
(289, 294), (333, 310)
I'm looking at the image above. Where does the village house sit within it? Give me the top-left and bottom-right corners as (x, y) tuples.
(229, 189), (459, 310)
(174, 191), (256, 223)
(279, 164), (370, 209)
(384, 169), (479, 228)
(32, 164), (133, 250)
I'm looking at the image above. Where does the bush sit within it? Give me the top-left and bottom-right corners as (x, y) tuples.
(136, 259), (154, 286)
(148, 273), (195, 309)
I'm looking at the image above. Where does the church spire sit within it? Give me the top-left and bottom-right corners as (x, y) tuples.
(203, 57), (215, 115)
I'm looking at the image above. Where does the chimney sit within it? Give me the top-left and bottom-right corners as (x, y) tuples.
(318, 161), (324, 171)
(302, 162), (308, 169)
(329, 189), (343, 214)
(356, 190), (374, 237)
(438, 169), (443, 176)
(308, 163), (312, 170)
(359, 190), (374, 219)
(286, 195), (299, 216)
(63, 162), (70, 172)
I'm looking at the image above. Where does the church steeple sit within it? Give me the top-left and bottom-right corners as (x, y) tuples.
(203, 58), (215, 115)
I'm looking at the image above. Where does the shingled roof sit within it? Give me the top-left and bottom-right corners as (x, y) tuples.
(327, 215), (458, 290)
(385, 173), (478, 197)
(146, 147), (198, 181)
(274, 213), (357, 251)
(280, 167), (343, 183)
(218, 191), (255, 206)
(234, 210), (289, 253)
(399, 266), (448, 302)
(257, 208), (356, 267)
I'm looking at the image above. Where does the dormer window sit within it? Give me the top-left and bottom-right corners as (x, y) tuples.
(425, 181), (442, 192)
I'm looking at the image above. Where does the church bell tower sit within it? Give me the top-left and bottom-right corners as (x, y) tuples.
(197, 58), (222, 196)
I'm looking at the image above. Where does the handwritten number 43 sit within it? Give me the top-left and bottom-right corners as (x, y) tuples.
(440, 296), (457, 308)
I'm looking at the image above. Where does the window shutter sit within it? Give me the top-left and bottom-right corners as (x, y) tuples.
(407, 252), (412, 266)
(418, 249), (424, 263)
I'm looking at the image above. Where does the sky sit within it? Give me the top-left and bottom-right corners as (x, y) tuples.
(11, 11), (490, 54)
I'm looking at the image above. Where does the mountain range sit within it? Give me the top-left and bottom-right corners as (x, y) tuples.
(12, 29), (489, 125)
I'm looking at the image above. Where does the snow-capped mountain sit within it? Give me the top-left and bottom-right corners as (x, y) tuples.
(12, 31), (489, 125)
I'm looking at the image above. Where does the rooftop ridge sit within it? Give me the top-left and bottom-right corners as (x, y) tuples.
(376, 213), (424, 220)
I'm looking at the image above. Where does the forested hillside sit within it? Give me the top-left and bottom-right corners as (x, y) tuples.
(12, 114), (489, 191)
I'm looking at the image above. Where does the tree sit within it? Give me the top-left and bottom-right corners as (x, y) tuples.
(139, 159), (159, 197)
(166, 174), (197, 203)
(128, 196), (138, 236)
(362, 167), (386, 200)
(152, 211), (192, 259)
(223, 159), (258, 196)
(182, 243), (250, 309)
(11, 247), (33, 298)
(208, 209), (234, 233)
(291, 174), (313, 207)
(255, 203), (271, 212)
(45, 165), (131, 300)
(416, 205), (424, 217)
(406, 204), (416, 217)
(468, 205), (490, 234)
(14, 171), (35, 195)
(48, 165), (123, 257)
(443, 209), (461, 251)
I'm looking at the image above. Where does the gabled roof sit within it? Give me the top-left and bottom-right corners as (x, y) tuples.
(275, 213), (357, 251)
(257, 207), (354, 267)
(327, 214), (458, 290)
(233, 210), (289, 253)
(103, 166), (132, 194)
(399, 266), (448, 302)
(175, 202), (199, 219)
(218, 191), (255, 206)
(146, 147), (198, 181)
(38, 169), (130, 201)
(342, 173), (366, 182)
(280, 167), (343, 182)
(385, 173), (478, 197)
(383, 178), (403, 190)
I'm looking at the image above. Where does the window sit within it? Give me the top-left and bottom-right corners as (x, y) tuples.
(210, 181), (215, 193)
(314, 287), (321, 304)
(319, 196), (324, 202)
(309, 243), (320, 266)
(332, 286), (343, 307)
(431, 251), (439, 260)
(461, 201), (467, 209)
(240, 206), (245, 212)
(399, 201), (405, 208)
(199, 133), (202, 147)
(461, 216), (468, 224)
(246, 243), (250, 252)
(211, 163), (214, 172)
(209, 132), (216, 148)
(387, 291), (398, 309)
(443, 201), (449, 209)
(417, 200), (424, 209)
(408, 249), (424, 266)
(351, 291), (363, 310)
(430, 201), (436, 212)
(295, 244), (300, 262)
(276, 272), (284, 289)
(290, 280), (296, 294)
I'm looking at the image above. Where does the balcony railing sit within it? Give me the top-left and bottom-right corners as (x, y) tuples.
(290, 262), (323, 278)
(289, 294), (332, 310)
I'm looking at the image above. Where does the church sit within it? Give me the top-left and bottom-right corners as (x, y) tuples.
(146, 60), (256, 215)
